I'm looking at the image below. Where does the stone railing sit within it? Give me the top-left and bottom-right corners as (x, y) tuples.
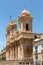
(0, 60), (43, 65)
(0, 60), (33, 65)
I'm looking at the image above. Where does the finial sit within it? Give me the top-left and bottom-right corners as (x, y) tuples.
(10, 16), (12, 21)
(24, 5), (27, 10)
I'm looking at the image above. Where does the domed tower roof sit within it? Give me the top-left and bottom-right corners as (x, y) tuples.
(9, 20), (16, 26)
(6, 20), (16, 31)
(18, 9), (33, 21)
(21, 9), (30, 14)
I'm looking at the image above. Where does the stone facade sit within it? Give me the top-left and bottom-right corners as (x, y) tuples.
(33, 39), (43, 62)
(6, 9), (34, 60)
(0, 9), (43, 62)
(6, 9), (43, 61)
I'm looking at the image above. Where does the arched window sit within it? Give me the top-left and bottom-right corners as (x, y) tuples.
(26, 24), (29, 30)
(34, 35), (37, 39)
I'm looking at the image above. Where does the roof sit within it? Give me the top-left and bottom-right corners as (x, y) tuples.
(6, 20), (16, 31)
(34, 38), (40, 42)
(21, 9), (30, 14)
(18, 9), (33, 21)
(33, 39), (43, 46)
(9, 20), (16, 26)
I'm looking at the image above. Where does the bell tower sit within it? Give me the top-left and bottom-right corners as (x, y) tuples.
(18, 9), (33, 32)
(6, 20), (17, 60)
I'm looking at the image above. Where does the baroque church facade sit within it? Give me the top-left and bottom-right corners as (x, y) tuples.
(6, 9), (33, 60)
(6, 9), (43, 60)
(0, 9), (43, 61)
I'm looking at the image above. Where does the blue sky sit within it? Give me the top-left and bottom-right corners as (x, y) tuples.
(0, 0), (43, 51)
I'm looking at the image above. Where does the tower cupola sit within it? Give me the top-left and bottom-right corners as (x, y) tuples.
(18, 9), (33, 32)
(6, 20), (17, 41)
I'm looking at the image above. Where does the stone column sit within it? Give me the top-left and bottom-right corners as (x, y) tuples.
(18, 43), (24, 60)
(6, 49), (10, 60)
(18, 44), (20, 60)
(13, 46), (14, 60)
(15, 44), (18, 60)
(6, 51), (9, 60)
(10, 47), (13, 60)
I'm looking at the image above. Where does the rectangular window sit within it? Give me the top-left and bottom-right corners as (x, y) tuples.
(42, 54), (43, 61)
(42, 61), (43, 65)
(35, 55), (38, 62)
(42, 44), (43, 47)
(26, 24), (29, 30)
(42, 54), (43, 58)
(35, 46), (38, 53)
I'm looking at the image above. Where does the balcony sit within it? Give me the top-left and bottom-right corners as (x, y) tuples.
(21, 32), (34, 39)
(15, 32), (35, 41)
(6, 32), (35, 43)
